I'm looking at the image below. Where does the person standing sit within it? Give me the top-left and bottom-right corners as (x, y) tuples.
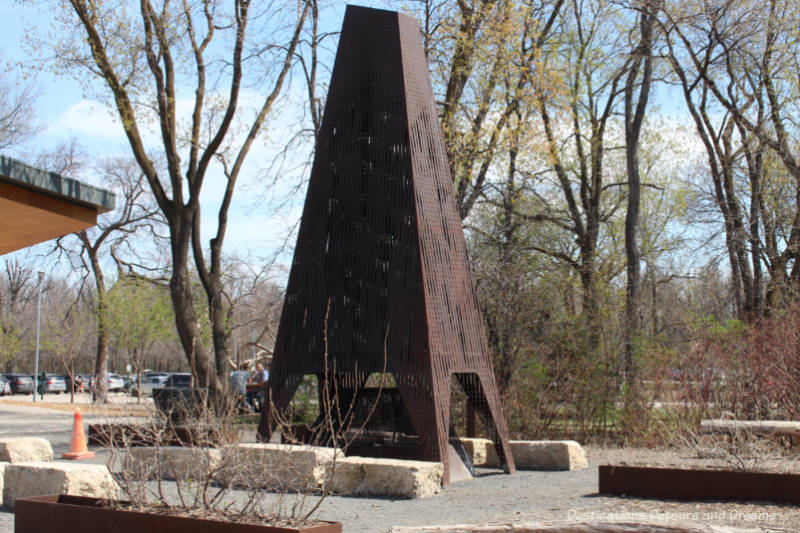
(250, 363), (269, 412)
(255, 363), (269, 384)
(231, 363), (250, 412)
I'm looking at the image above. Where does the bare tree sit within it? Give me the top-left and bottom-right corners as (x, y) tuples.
(662, 0), (800, 315)
(43, 294), (94, 403)
(530, 0), (632, 351)
(221, 260), (284, 367)
(0, 256), (37, 372)
(623, 0), (657, 382)
(31, 0), (315, 400)
(399, 0), (565, 220)
(52, 157), (161, 402)
(0, 54), (38, 150)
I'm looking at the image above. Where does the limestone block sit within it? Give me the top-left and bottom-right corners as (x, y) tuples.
(459, 439), (587, 470)
(330, 456), (443, 499)
(510, 440), (587, 470)
(460, 438), (499, 467)
(125, 446), (222, 480)
(3, 462), (121, 508)
(701, 419), (800, 436)
(0, 462), (8, 506)
(219, 443), (340, 491)
(0, 438), (54, 463)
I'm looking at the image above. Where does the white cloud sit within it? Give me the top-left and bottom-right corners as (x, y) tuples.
(45, 99), (127, 142)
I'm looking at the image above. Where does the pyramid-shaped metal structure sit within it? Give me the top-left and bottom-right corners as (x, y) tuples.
(258, 4), (514, 483)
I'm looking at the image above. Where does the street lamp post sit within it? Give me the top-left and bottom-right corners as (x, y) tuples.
(32, 270), (44, 402)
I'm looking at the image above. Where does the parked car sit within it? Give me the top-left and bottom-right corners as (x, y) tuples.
(38, 374), (67, 394)
(107, 373), (126, 392)
(5, 374), (34, 394)
(0, 375), (11, 396)
(153, 373), (204, 424)
(164, 373), (193, 388)
(130, 374), (169, 398)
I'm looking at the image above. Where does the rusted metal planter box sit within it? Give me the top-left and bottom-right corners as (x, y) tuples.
(15, 495), (342, 533)
(599, 464), (800, 504)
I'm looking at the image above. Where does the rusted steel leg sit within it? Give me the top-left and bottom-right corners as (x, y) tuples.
(456, 373), (516, 474)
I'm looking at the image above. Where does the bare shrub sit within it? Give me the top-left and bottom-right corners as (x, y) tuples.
(674, 306), (800, 422)
(675, 421), (800, 473)
(102, 391), (338, 526)
(104, 317), (386, 526)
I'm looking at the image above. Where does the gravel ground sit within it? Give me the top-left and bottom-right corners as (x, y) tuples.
(1, 399), (799, 532)
(244, 447), (800, 532)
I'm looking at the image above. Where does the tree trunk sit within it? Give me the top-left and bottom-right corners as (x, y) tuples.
(746, 140), (764, 318)
(579, 252), (600, 352)
(86, 242), (108, 403)
(623, 2), (654, 384)
(721, 124), (754, 318)
(169, 264), (217, 390)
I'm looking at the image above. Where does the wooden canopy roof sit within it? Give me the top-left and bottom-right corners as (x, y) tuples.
(0, 155), (116, 255)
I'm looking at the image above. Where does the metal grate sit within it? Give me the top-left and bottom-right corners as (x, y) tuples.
(258, 5), (515, 484)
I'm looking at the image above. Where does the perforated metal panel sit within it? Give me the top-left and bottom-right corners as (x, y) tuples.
(257, 5), (515, 484)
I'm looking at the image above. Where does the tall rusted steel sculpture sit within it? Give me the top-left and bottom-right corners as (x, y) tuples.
(258, 5), (515, 484)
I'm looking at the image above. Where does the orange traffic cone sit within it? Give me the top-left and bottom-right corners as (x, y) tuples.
(62, 409), (95, 460)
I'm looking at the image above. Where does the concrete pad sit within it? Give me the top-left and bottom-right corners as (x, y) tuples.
(125, 446), (223, 480)
(3, 461), (121, 508)
(219, 443), (340, 491)
(330, 456), (443, 498)
(0, 437), (53, 463)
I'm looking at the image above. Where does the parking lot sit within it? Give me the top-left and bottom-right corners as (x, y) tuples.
(0, 390), (145, 406)
(0, 392), (150, 453)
